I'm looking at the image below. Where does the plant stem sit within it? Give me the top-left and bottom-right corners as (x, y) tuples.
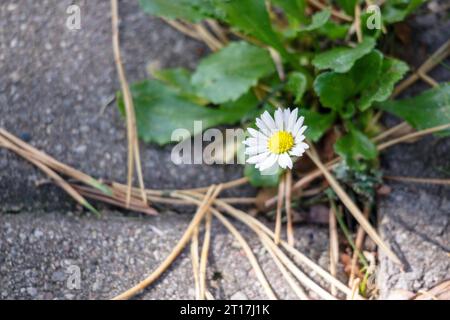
(306, 150), (403, 268)
(285, 170), (294, 246)
(111, 0), (147, 206)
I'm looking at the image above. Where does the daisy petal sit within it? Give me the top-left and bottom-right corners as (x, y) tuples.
(248, 128), (269, 144)
(247, 151), (270, 164)
(289, 146), (304, 157)
(298, 142), (309, 150)
(259, 153), (278, 171)
(261, 111), (276, 132)
(287, 108), (298, 132)
(245, 144), (268, 155)
(297, 125), (307, 137)
(292, 116), (305, 136)
(243, 138), (257, 146)
(260, 161), (280, 175)
(295, 134), (306, 144)
(247, 127), (259, 138)
(256, 118), (271, 136)
(274, 108), (284, 131)
(283, 109), (291, 129)
(278, 153), (293, 169)
(290, 142), (309, 156)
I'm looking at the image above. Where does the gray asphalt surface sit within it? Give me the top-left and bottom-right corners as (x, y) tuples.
(0, 0), (252, 213)
(0, 0), (449, 299)
(0, 210), (332, 300)
(375, 2), (450, 297)
(0, 0), (330, 300)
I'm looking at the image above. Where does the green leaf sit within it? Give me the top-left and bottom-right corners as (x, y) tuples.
(317, 21), (350, 40)
(314, 72), (355, 110)
(271, 0), (307, 23)
(286, 72), (308, 104)
(382, 0), (425, 24)
(244, 164), (281, 187)
(340, 101), (356, 119)
(221, 90), (260, 122)
(153, 68), (192, 91)
(117, 80), (255, 145)
(301, 9), (331, 32)
(138, 0), (214, 22)
(335, 126), (377, 166)
(212, 0), (288, 58)
(351, 50), (383, 92)
(314, 50), (383, 111)
(376, 83), (450, 136)
(192, 41), (275, 104)
(153, 68), (208, 105)
(299, 109), (336, 142)
(336, 0), (358, 16)
(360, 10), (383, 39)
(358, 57), (409, 111)
(312, 37), (376, 73)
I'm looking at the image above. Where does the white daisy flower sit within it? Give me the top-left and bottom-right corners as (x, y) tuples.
(244, 108), (309, 173)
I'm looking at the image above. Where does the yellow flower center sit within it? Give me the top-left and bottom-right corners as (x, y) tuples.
(268, 131), (294, 154)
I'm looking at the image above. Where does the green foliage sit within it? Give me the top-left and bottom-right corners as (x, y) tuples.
(335, 125), (378, 167)
(314, 50), (407, 114)
(286, 71), (308, 104)
(314, 50), (382, 110)
(117, 80), (256, 145)
(153, 68), (208, 105)
(299, 109), (336, 142)
(138, 0), (216, 22)
(358, 57), (409, 111)
(221, 90), (261, 123)
(300, 9), (331, 32)
(132, 0), (430, 183)
(377, 83), (450, 136)
(244, 164), (281, 187)
(153, 68), (192, 92)
(192, 42), (275, 103)
(360, 10), (383, 39)
(212, 0), (287, 57)
(312, 37), (376, 73)
(382, 0), (425, 24)
(335, 0), (358, 16)
(271, 0), (307, 24)
(314, 72), (354, 110)
(317, 21), (350, 40)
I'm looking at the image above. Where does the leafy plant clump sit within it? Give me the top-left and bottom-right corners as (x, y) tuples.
(119, 0), (449, 189)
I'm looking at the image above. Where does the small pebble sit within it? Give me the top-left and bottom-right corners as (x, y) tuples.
(19, 132), (32, 142)
(27, 287), (37, 297)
